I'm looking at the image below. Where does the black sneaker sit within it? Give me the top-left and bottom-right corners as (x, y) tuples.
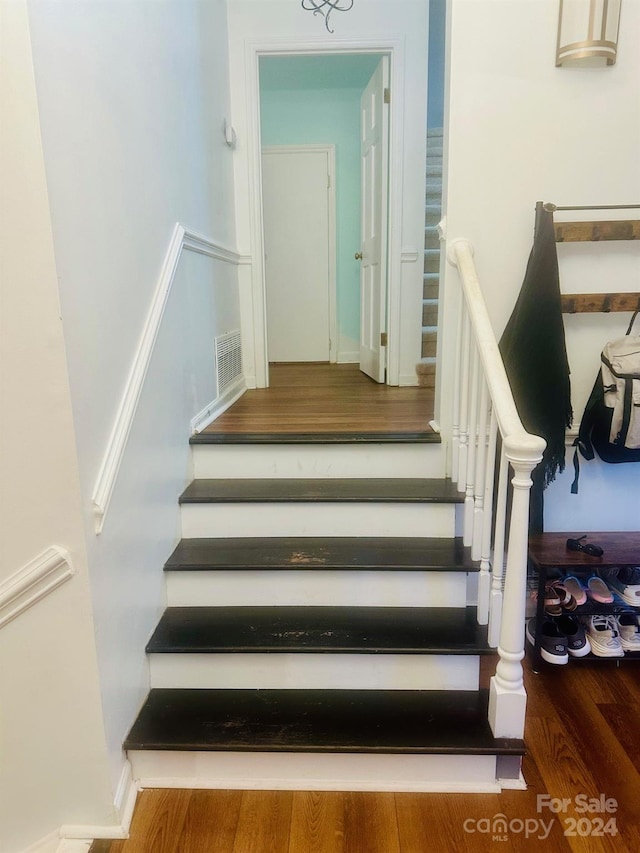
(526, 618), (569, 664)
(555, 614), (591, 657)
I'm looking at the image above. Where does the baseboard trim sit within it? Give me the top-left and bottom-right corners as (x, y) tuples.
(0, 546), (74, 630)
(91, 223), (241, 534)
(399, 373), (419, 386)
(60, 761), (138, 841)
(130, 751), (500, 793)
(336, 351), (359, 364)
(191, 376), (247, 434)
(56, 842), (92, 853)
(136, 775), (502, 794)
(20, 829), (59, 853)
(114, 760), (138, 832)
(498, 772), (527, 791)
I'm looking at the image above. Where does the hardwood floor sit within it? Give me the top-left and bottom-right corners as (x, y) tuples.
(202, 363), (434, 434)
(98, 657), (640, 853)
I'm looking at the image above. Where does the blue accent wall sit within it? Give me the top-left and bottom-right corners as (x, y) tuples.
(427, 0), (446, 129)
(259, 55), (382, 352)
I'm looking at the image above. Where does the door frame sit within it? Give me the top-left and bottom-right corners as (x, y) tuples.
(244, 37), (406, 387)
(262, 144), (337, 364)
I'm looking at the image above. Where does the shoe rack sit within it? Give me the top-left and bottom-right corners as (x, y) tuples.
(527, 532), (640, 670)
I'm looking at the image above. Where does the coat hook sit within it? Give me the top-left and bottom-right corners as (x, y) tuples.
(602, 295), (611, 313)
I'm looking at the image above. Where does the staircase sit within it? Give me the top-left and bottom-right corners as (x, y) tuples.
(124, 431), (524, 792)
(419, 127), (444, 388)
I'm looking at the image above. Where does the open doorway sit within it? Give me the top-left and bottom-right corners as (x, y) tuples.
(258, 53), (390, 384)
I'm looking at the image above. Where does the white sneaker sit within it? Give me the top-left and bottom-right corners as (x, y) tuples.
(583, 615), (624, 657)
(606, 567), (640, 607)
(615, 611), (640, 653)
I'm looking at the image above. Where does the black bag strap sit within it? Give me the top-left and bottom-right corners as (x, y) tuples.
(625, 303), (640, 336)
(571, 440), (581, 495)
(570, 373), (603, 494)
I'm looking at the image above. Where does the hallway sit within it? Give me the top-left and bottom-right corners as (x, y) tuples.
(202, 363), (436, 437)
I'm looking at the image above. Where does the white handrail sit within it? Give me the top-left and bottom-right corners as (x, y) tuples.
(447, 240), (533, 444)
(448, 238), (546, 744)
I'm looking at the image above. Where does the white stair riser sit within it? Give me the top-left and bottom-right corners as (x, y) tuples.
(166, 570), (468, 608)
(148, 653), (480, 691)
(180, 502), (456, 539)
(128, 750), (501, 793)
(192, 444), (445, 479)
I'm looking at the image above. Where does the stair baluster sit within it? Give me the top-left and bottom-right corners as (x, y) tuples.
(450, 303), (464, 483)
(472, 377), (490, 562)
(477, 404), (498, 626)
(457, 308), (471, 492)
(488, 451), (509, 647)
(464, 345), (480, 547)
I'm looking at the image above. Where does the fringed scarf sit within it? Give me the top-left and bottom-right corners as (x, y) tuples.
(499, 208), (572, 502)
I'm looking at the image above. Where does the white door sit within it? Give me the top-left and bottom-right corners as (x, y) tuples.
(359, 57), (390, 383)
(262, 146), (335, 363)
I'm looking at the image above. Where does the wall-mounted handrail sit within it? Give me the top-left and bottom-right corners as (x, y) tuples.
(447, 238), (546, 743)
(91, 224), (243, 534)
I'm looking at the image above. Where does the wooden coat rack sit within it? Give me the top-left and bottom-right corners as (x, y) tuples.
(536, 201), (640, 314)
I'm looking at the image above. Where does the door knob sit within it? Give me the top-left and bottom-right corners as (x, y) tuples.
(355, 252), (363, 260)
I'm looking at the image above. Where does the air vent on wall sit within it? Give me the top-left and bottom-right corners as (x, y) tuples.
(215, 330), (242, 393)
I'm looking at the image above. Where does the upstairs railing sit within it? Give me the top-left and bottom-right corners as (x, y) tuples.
(447, 239), (546, 741)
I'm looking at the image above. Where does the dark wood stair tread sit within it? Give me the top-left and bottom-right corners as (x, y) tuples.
(179, 478), (462, 504)
(124, 688), (523, 755)
(190, 431), (441, 445)
(146, 606), (493, 655)
(165, 536), (477, 572)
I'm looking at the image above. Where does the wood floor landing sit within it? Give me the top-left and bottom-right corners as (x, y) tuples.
(201, 363), (435, 436)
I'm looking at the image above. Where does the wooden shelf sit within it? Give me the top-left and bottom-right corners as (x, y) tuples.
(554, 220), (640, 242)
(528, 532), (640, 570)
(560, 292), (640, 314)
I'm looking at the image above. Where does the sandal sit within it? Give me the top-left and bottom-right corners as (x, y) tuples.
(547, 579), (577, 612)
(561, 575), (587, 607)
(586, 575), (614, 604)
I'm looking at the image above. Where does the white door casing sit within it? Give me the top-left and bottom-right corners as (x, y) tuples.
(262, 145), (336, 363)
(359, 57), (390, 383)
(243, 40), (405, 389)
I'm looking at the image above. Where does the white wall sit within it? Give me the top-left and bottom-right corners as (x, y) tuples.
(227, 0), (429, 387)
(443, 0), (640, 530)
(0, 2), (114, 849)
(27, 0), (240, 791)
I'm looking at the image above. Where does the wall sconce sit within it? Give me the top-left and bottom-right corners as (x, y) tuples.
(556, 0), (622, 66)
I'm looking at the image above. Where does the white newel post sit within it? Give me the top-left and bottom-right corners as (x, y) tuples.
(488, 433), (545, 739)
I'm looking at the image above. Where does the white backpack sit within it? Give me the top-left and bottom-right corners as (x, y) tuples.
(571, 312), (640, 493)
